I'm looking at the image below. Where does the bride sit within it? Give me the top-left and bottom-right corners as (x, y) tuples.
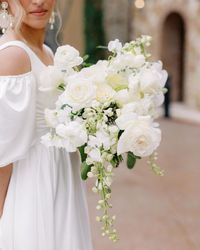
(0, 0), (93, 249)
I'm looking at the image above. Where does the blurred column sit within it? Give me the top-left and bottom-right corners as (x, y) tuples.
(103, 0), (129, 43)
(59, 0), (85, 54)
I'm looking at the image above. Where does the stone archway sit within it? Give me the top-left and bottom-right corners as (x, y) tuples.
(161, 12), (186, 102)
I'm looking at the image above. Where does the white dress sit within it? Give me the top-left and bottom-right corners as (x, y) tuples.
(0, 41), (93, 250)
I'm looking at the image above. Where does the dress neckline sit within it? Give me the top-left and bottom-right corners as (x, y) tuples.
(0, 40), (53, 67)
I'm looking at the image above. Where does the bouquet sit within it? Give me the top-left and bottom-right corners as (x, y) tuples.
(40, 35), (167, 242)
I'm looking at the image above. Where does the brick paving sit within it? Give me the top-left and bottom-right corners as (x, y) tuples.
(86, 118), (200, 250)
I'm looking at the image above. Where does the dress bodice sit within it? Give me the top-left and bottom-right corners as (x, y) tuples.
(0, 41), (58, 166)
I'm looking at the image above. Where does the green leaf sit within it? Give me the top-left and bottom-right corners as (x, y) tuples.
(81, 162), (91, 181)
(78, 145), (87, 163)
(127, 152), (137, 169)
(96, 45), (108, 50)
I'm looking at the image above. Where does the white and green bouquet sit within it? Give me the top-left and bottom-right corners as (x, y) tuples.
(40, 35), (167, 242)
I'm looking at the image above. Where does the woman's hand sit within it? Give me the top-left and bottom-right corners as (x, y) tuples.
(0, 164), (13, 217)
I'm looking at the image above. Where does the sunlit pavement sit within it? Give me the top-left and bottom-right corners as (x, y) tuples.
(86, 118), (200, 250)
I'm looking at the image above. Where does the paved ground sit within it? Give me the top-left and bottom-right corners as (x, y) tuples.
(86, 118), (200, 250)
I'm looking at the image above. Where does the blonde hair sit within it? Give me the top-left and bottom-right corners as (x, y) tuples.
(10, 0), (26, 34)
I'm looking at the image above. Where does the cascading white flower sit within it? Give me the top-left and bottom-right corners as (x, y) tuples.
(56, 121), (87, 152)
(60, 74), (96, 111)
(108, 39), (122, 53)
(117, 116), (161, 157)
(39, 65), (64, 91)
(54, 45), (83, 69)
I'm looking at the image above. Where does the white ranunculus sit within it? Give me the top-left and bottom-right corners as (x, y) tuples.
(114, 89), (132, 106)
(117, 117), (161, 157)
(108, 39), (122, 53)
(54, 45), (83, 69)
(44, 109), (58, 128)
(61, 74), (96, 111)
(39, 66), (64, 91)
(56, 121), (87, 152)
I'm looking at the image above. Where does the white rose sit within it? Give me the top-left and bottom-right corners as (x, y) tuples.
(117, 117), (161, 157)
(39, 66), (64, 91)
(95, 82), (116, 102)
(62, 74), (96, 111)
(116, 113), (138, 130)
(56, 121), (87, 152)
(44, 109), (58, 128)
(79, 60), (108, 84)
(108, 39), (122, 53)
(54, 45), (83, 69)
(106, 73), (128, 91)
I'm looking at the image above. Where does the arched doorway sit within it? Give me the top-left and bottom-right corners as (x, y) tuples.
(161, 12), (186, 102)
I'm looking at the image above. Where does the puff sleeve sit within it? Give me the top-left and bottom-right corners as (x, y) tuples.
(0, 72), (36, 167)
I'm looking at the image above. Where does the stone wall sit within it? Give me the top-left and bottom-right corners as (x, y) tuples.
(132, 0), (200, 109)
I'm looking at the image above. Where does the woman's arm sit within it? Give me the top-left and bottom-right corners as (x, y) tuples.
(0, 164), (13, 217)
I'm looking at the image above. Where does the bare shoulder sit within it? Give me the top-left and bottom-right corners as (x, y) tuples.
(0, 45), (31, 76)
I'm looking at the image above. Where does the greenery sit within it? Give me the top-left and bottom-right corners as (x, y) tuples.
(84, 0), (106, 64)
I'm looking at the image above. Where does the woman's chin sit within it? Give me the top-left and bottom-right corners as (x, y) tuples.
(23, 21), (49, 30)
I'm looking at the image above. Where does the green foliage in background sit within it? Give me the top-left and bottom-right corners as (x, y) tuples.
(84, 0), (106, 64)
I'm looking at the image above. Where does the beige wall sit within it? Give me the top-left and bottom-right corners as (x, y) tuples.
(58, 0), (85, 55)
(132, 0), (200, 110)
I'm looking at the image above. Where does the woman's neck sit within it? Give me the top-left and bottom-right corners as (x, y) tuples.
(20, 24), (46, 50)
(5, 24), (46, 51)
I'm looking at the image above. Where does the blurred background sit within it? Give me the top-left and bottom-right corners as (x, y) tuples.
(47, 0), (200, 249)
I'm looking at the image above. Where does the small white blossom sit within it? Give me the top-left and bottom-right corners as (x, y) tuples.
(108, 39), (122, 53)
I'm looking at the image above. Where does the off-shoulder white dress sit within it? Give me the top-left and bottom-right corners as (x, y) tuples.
(0, 41), (93, 250)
